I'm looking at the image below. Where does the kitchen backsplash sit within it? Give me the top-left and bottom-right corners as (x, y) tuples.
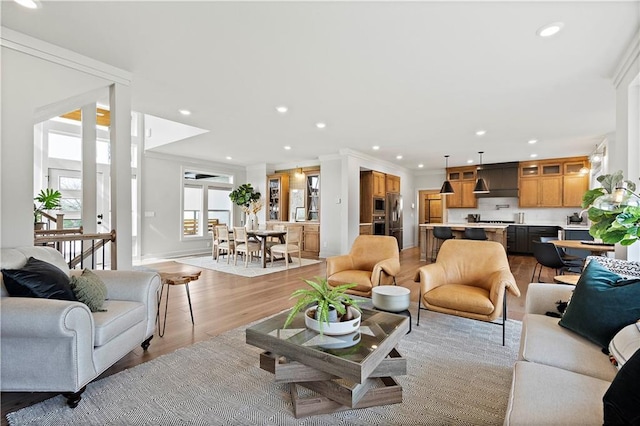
(446, 197), (588, 225)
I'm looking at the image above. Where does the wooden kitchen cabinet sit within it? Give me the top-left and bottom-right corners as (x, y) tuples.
(302, 224), (320, 255)
(385, 174), (400, 193)
(446, 166), (477, 208)
(372, 171), (386, 197)
(519, 156), (588, 208)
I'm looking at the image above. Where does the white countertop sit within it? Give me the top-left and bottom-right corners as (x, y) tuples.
(420, 223), (510, 229)
(420, 222), (590, 230)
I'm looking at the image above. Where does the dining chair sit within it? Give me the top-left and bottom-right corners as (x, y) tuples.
(211, 226), (219, 260)
(270, 226), (302, 269)
(539, 236), (583, 262)
(233, 227), (261, 267)
(215, 226), (234, 264)
(530, 241), (583, 282)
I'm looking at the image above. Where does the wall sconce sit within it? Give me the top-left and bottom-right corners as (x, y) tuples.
(294, 167), (304, 178)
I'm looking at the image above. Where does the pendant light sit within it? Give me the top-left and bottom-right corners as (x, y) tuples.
(473, 151), (490, 194)
(439, 155), (455, 195)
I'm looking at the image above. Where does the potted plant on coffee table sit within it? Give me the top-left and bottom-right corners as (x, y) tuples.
(283, 277), (362, 335)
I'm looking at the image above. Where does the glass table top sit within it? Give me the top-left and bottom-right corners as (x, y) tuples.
(246, 308), (407, 364)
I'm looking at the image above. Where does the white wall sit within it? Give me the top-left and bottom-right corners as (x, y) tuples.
(1, 45), (115, 248)
(140, 151), (245, 259)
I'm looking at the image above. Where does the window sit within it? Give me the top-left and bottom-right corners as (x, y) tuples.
(182, 169), (233, 239)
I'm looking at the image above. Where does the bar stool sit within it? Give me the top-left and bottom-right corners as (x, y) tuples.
(463, 228), (488, 240)
(432, 226), (455, 261)
(157, 271), (201, 337)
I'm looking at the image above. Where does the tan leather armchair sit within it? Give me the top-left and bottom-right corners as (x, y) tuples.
(327, 235), (400, 297)
(413, 239), (520, 345)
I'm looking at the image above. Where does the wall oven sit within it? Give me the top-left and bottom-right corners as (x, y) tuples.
(373, 215), (386, 235)
(373, 197), (385, 215)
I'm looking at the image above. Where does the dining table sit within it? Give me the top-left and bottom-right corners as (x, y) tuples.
(247, 229), (287, 268)
(549, 239), (615, 256)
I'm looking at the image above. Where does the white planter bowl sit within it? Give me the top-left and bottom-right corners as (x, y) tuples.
(304, 306), (361, 336)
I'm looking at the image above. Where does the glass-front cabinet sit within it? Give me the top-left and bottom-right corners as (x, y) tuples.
(306, 173), (320, 221)
(267, 174), (289, 221)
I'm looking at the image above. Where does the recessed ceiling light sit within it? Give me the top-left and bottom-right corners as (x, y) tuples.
(225, 156), (232, 160)
(396, 155), (403, 160)
(283, 146), (291, 150)
(530, 154), (538, 158)
(467, 159), (474, 164)
(372, 146), (380, 151)
(14, 0), (39, 9)
(528, 139), (538, 144)
(475, 130), (486, 136)
(537, 22), (564, 37)
(316, 122), (326, 129)
(276, 105), (288, 114)
(178, 109), (191, 116)
(418, 164), (424, 168)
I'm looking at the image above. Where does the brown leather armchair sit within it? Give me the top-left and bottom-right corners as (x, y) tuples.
(327, 235), (400, 297)
(413, 239), (520, 345)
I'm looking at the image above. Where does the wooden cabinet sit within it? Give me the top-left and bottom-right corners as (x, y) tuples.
(267, 174), (289, 221)
(563, 159), (589, 207)
(372, 171), (386, 197)
(359, 224), (372, 235)
(519, 157), (588, 208)
(446, 166), (477, 208)
(385, 174), (400, 193)
(302, 224), (320, 254)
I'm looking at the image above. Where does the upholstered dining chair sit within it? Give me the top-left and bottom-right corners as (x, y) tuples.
(233, 227), (261, 267)
(326, 235), (400, 297)
(270, 226), (302, 269)
(414, 239), (520, 345)
(215, 226), (234, 264)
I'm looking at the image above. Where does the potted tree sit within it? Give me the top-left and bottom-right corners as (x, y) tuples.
(34, 188), (62, 230)
(283, 277), (361, 335)
(582, 170), (639, 246)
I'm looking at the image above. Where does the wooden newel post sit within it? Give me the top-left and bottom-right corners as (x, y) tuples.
(56, 214), (65, 230)
(110, 229), (117, 270)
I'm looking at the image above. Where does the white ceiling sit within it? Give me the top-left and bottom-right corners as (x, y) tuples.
(2, 1), (639, 171)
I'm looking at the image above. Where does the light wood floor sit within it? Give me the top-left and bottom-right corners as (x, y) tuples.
(1, 247), (557, 421)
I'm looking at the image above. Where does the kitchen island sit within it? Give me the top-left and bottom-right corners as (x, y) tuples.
(419, 223), (509, 261)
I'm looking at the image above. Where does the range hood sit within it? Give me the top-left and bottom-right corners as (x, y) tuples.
(476, 162), (519, 198)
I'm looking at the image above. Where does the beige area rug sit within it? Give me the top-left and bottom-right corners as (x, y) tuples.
(6, 308), (522, 426)
(174, 255), (321, 277)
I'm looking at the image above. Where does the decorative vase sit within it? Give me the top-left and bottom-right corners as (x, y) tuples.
(248, 213), (258, 230)
(304, 306), (361, 336)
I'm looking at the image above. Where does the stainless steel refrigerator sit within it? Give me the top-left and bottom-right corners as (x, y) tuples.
(386, 192), (403, 249)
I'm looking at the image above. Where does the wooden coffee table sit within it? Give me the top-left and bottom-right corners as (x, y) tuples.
(246, 308), (409, 418)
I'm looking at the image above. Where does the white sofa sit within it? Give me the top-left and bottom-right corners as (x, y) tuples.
(504, 257), (640, 425)
(1, 246), (161, 407)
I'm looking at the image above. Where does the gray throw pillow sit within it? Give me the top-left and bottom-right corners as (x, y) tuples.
(70, 269), (107, 312)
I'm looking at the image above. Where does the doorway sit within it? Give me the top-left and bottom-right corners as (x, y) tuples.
(418, 190), (445, 225)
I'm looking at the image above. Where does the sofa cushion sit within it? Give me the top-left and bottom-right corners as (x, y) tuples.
(603, 348), (640, 426)
(520, 314), (617, 382)
(559, 259), (640, 349)
(70, 269), (108, 312)
(1, 257), (76, 301)
(608, 322), (640, 369)
(92, 300), (145, 347)
(504, 361), (611, 426)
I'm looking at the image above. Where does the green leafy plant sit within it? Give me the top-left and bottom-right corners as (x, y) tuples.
(229, 183), (261, 207)
(33, 188), (62, 223)
(582, 170), (639, 246)
(283, 277), (361, 334)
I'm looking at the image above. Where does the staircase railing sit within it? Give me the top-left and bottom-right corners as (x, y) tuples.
(34, 228), (117, 270)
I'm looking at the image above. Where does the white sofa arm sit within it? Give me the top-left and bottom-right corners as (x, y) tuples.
(92, 270), (161, 339)
(0, 297), (97, 392)
(525, 283), (576, 315)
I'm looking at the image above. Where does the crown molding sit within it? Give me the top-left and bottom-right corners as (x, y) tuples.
(1, 27), (132, 85)
(612, 28), (640, 88)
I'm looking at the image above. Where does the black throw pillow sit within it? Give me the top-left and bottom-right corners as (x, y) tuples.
(603, 348), (640, 425)
(559, 259), (640, 349)
(2, 256), (76, 301)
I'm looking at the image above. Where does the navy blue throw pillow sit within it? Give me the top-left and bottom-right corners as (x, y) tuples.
(559, 259), (640, 349)
(2, 256), (76, 301)
(603, 348), (640, 425)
